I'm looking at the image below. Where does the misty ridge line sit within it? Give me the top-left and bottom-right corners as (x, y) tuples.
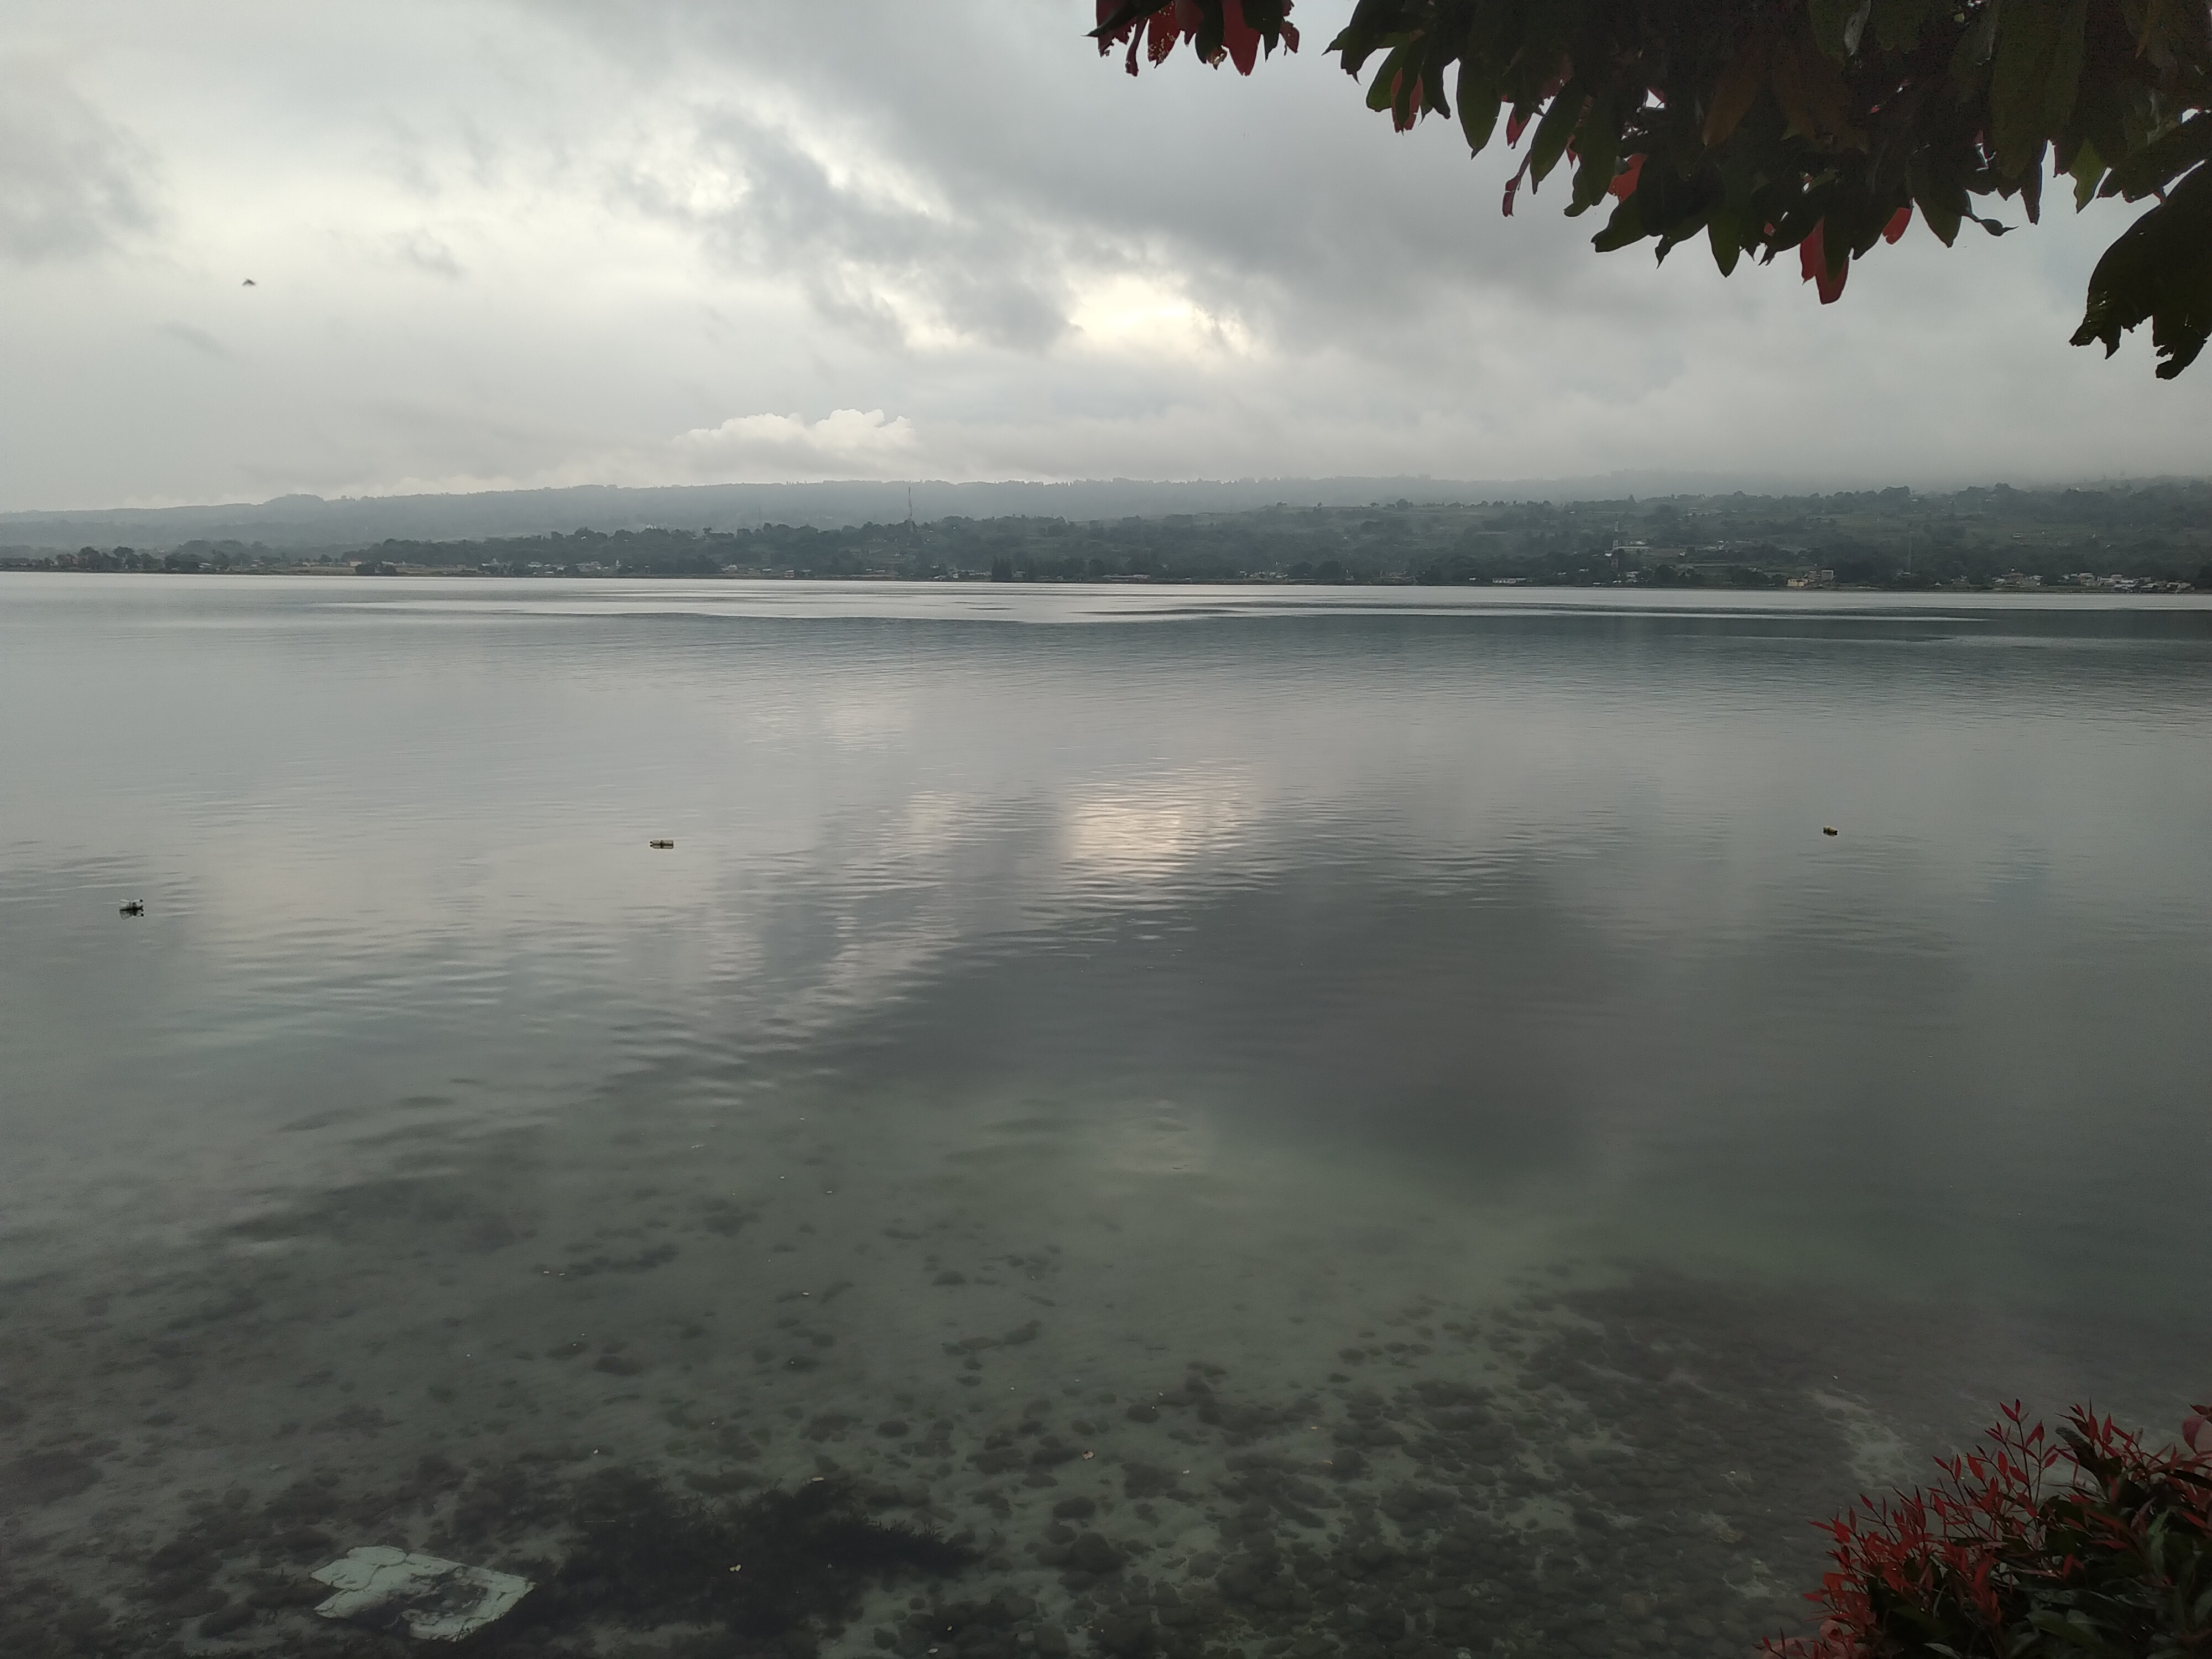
(12, 482), (2212, 593)
(4, 473), (2211, 556)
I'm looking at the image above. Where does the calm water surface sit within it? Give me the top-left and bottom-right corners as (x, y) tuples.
(4, 576), (2209, 1658)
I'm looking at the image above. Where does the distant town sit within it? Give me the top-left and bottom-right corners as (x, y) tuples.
(7, 482), (2210, 592)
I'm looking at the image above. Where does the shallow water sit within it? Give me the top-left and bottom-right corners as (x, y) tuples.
(4, 575), (2210, 1658)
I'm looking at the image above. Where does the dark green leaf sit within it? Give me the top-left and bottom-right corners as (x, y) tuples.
(1705, 197), (1755, 273)
(1591, 194), (1645, 253)
(1088, 2), (1158, 42)
(2103, 113), (2212, 201)
(1566, 92), (1621, 215)
(1950, 3), (2000, 83)
(1457, 59), (1500, 154)
(1871, 0), (1938, 52)
(2069, 137), (2107, 210)
(1809, 0), (1857, 60)
(2025, 1610), (2129, 1659)
(1989, 0), (2088, 175)
(1526, 82), (1585, 186)
(1366, 44), (1409, 112)
(2073, 163), (2212, 377)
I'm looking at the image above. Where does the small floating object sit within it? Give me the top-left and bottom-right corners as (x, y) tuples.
(311, 1546), (530, 1641)
(119, 900), (144, 916)
(648, 839), (674, 849)
(1822, 827), (1839, 837)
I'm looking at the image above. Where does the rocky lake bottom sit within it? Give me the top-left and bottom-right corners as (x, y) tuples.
(8, 1104), (2185, 1659)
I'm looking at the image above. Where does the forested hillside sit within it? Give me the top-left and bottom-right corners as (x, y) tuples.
(11, 483), (2210, 589)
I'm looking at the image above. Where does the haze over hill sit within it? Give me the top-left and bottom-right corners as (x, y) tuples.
(0, 474), (1756, 554)
(4, 472), (2201, 557)
(15, 478), (2211, 593)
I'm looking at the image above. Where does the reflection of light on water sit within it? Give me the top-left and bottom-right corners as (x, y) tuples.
(895, 790), (968, 853)
(816, 693), (914, 750)
(1062, 775), (1253, 883)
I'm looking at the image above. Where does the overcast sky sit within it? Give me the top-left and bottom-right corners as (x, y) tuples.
(6, 1), (2209, 512)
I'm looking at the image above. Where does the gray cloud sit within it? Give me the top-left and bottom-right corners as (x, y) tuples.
(0, 57), (156, 263)
(582, 4), (1631, 341)
(156, 320), (235, 359)
(392, 229), (463, 277)
(613, 101), (1073, 353)
(1, 0), (2206, 512)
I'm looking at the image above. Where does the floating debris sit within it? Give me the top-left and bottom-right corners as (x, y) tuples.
(649, 839), (675, 849)
(311, 1546), (530, 1641)
(1823, 827), (1839, 836)
(119, 900), (144, 916)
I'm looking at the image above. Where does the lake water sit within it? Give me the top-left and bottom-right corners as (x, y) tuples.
(4, 575), (2209, 1659)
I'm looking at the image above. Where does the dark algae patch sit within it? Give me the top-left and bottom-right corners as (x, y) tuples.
(4, 1466), (974, 1659)
(494, 1472), (979, 1652)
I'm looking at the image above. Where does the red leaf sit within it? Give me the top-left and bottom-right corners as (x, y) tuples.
(1799, 221), (1847, 303)
(1609, 153), (1646, 200)
(1883, 206), (1912, 243)
(1224, 0), (1259, 73)
(1506, 108), (1531, 145)
(1146, 8), (1181, 65)
(1388, 67), (1425, 131)
(1798, 222), (1824, 282)
(1503, 173), (1521, 216)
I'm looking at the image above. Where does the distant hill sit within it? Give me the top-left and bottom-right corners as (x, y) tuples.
(1, 472), (1804, 555)
(17, 482), (2210, 592)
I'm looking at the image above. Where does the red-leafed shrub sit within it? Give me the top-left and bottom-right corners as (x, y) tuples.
(1767, 1401), (2212, 1658)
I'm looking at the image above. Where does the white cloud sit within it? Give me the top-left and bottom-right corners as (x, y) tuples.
(1068, 273), (1258, 359)
(670, 409), (919, 481)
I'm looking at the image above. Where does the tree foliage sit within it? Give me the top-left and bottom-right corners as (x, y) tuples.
(1093, 0), (2212, 376)
(1766, 1400), (2212, 1658)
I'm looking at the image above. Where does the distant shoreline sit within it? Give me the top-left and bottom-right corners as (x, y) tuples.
(2, 565), (2199, 597)
(9, 486), (2210, 592)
